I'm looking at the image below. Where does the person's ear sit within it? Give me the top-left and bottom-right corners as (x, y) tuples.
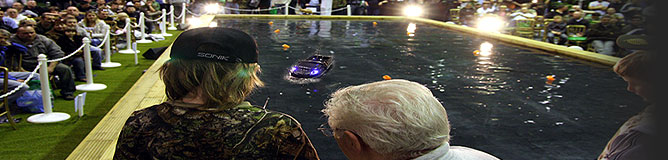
(342, 130), (363, 152)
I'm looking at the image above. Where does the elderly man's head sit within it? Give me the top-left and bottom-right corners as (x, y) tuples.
(17, 26), (37, 42)
(572, 11), (583, 19)
(19, 19), (36, 27)
(6, 8), (19, 18)
(323, 79), (450, 160)
(0, 29), (11, 46)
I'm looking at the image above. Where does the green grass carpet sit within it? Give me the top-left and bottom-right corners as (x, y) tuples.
(0, 30), (182, 160)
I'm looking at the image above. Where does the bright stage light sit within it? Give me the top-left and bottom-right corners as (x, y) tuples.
(477, 16), (505, 33)
(204, 4), (220, 14)
(209, 21), (218, 27)
(479, 42), (494, 56)
(403, 6), (423, 17)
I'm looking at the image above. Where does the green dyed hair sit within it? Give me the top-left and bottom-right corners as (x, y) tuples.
(159, 59), (264, 108)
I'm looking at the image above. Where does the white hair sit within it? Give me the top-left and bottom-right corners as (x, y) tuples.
(322, 79), (450, 159)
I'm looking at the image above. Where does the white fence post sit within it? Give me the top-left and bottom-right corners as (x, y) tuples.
(26, 55), (71, 123)
(119, 18), (138, 54)
(136, 12), (152, 43)
(161, 8), (172, 36)
(75, 38), (107, 91)
(284, 3), (289, 15)
(181, 3), (186, 25)
(168, 5), (178, 30)
(101, 29), (121, 67)
(347, 5), (351, 16)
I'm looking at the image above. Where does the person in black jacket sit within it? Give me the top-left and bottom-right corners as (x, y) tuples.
(547, 15), (568, 45)
(588, 15), (620, 56)
(56, 27), (103, 82)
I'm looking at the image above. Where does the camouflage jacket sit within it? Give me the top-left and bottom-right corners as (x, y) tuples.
(114, 101), (320, 160)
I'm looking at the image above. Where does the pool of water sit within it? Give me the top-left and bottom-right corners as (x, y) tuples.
(212, 18), (645, 160)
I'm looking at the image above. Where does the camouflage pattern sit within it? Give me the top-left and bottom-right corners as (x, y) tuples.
(114, 101), (319, 160)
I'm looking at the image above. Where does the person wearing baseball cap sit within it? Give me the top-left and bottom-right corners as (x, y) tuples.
(115, 27), (319, 159)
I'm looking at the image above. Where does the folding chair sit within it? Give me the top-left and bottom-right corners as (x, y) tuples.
(0, 67), (17, 130)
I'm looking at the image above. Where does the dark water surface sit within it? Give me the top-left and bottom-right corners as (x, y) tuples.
(213, 18), (645, 160)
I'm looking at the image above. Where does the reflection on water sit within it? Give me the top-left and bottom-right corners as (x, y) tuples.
(211, 18), (645, 160)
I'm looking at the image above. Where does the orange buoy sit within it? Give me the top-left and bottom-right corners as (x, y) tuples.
(382, 75), (392, 80)
(473, 50), (481, 56)
(546, 75), (555, 84)
(282, 44), (290, 50)
(274, 29), (280, 33)
(268, 21), (274, 25)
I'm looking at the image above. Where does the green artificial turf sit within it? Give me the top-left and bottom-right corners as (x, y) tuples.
(0, 30), (182, 160)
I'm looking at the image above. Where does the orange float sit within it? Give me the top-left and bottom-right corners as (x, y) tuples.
(274, 29), (280, 33)
(282, 44), (290, 50)
(382, 75), (392, 80)
(473, 50), (481, 56)
(268, 21), (274, 25)
(373, 22), (378, 27)
(546, 75), (556, 84)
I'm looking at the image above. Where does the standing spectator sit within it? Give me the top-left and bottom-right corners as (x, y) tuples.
(321, 79), (500, 160)
(114, 28), (320, 159)
(598, 51), (654, 160)
(547, 15), (568, 45)
(588, 15), (619, 56)
(0, 10), (17, 32)
(24, 0), (44, 16)
(588, 0), (609, 15)
(34, 13), (58, 34)
(9, 26), (76, 100)
(67, 6), (85, 20)
(12, 2), (37, 18)
(476, 1), (495, 16)
(5, 8), (26, 24)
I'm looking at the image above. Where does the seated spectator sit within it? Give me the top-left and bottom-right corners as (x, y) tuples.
(78, 11), (110, 45)
(0, 29), (40, 113)
(110, 3), (124, 14)
(547, 15), (568, 45)
(45, 19), (68, 41)
(606, 8), (624, 23)
(12, 2), (37, 18)
(598, 51), (654, 160)
(35, 13), (58, 35)
(620, 15), (644, 35)
(114, 28), (319, 159)
(509, 7), (536, 24)
(56, 27), (103, 82)
(322, 79), (500, 160)
(567, 11), (590, 28)
(125, 5), (140, 19)
(585, 12), (602, 24)
(18, 19), (36, 28)
(66, 6), (84, 20)
(95, 0), (111, 10)
(588, 15), (620, 56)
(9, 26), (76, 100)
(47, 6), (61, 14)
(78, 1), (96, 12)
(545, 4), (568, 19)
(459, 3), (476, 26)
(97, 9), (114, 21)
(64, 17), (90, 38)
(588, 0), (610, 15)
(476, 1), (495, 16)
(5, 8), (27, 25)
(24, 0), (45, 16)
(0, 10), (18, 32)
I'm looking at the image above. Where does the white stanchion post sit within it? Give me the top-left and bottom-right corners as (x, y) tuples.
(134, 49), (139, 65)
(181, 3), (186, 25)
(347, 5), (351, 16)
(101, 29), (121, 67)
(26, 55), (71, 123)
(161, 9), (172, 36)
(119, 18), (138, 54)
(76, 38), (107, 91)
(284, 3), (289, 15)
(136, 12), (152, 43)
(168, 5), (177, 30)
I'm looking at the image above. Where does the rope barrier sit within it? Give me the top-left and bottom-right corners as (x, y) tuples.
(144, 14), (165, 22)
(287, 6), (347, 14)
(186, 8), (203, 17)
(95, 29), (111, 48)
(221, 6), (284, 12)
(0, 62), (41, 99)
(47, 44), (85, 63)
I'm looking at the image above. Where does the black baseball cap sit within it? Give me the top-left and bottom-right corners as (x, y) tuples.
(170, 27), (259, 63)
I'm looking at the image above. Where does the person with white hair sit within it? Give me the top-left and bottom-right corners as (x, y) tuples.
(321, 79), (500, 160)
